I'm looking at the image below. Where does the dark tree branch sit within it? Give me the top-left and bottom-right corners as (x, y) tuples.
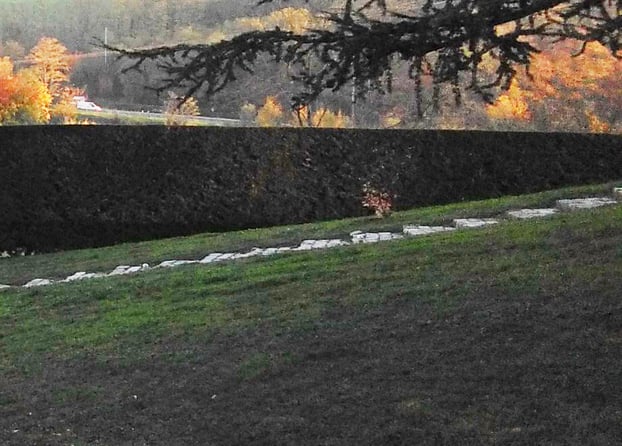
(102, 0), (621, 111)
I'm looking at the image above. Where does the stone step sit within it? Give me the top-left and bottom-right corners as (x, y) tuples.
(8, 193), (621, 289)
(23, 278), (53, 288)
(453, 218), (499, 229)
(507, 208), (558, 219)
(351, 231), (404, 244)
(403, 225), (455, 236)
(556, 197), (617, 211)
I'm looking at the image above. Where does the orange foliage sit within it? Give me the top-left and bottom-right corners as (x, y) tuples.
(486, 40), (621, 132)
(0, 57), (52, 124)
(26, 37), (72, 98)
(527, 41), (621, 100)
(256, 96), (284, 126)
(486, 79), (531, 121)
(237, 8), (327, 35)
(585, 110), (611, 133)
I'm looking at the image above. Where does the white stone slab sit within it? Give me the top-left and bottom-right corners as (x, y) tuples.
(351, 233), (365, 244)
(326, 239), (350, 247)
(613, 187), (622, 200)
(403, 225), (455, 236)
(362, 233), (380, 243)
(453, 218), (499, 229)
(556, 197), (617, 211)
(293, 244), (313, 251)
(1, 251), (10, 258)
(200, 253), (224, 263)
(507, 208), (558, 219)
(125, 266), (143, 274)
(0, 284), (11, 291)
(23, 278), (53, 288)
(308, 240), (326, 249)
(292, 238), (344, 249)
(352, 232), (401, 244)
(65, 272), (106, 281)
(214, 253), (235, 261)
(108, 265), (131, 275)
(63, 271), (88, 282)
(261, 248), (279, 256)
(233, 249), (264, 259)
(157, 260), (199, 268)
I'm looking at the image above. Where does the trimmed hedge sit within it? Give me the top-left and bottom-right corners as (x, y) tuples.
(1, 126), (620, 253)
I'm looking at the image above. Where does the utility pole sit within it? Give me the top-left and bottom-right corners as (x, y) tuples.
(351, 77), (356, 127)
(104, 27), (108, 66)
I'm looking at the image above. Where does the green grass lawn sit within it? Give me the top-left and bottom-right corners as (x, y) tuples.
(1, 182), (621, 445)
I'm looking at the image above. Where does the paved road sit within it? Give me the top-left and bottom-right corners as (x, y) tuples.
(101, 108), (243, 126)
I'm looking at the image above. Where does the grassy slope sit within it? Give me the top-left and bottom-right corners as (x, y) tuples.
(1, 183), (621, 445)
(0, 181), (616, 286)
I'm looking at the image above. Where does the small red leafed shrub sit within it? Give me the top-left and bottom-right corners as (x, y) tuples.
(361, 183), (393, 218)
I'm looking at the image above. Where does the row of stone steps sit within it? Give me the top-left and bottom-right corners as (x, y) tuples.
(1, 190), (620, 291)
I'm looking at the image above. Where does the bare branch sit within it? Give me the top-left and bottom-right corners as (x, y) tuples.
(102, 0), (621, 110)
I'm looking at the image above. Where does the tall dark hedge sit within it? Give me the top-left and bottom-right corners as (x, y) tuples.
(0, 126), (620, 253)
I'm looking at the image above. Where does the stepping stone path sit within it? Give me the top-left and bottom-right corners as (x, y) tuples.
(453, 218), (499, 229)
(556, 197), (618, 211)
(507, 208), (558, 219)
(1, 190), (620, 291)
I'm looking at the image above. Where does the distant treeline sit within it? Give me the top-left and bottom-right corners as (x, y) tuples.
(0, 0), (330, 53)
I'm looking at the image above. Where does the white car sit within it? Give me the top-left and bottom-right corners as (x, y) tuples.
(76, 101), (102, 111)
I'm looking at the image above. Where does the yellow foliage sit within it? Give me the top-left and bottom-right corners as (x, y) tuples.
(312, 108), (349, 128)
(291, 104), (349, 128)
(0, 56), (13, 78)
(164, 93), (201, 126)
(483, 40), (620, 132)
(256, 96), (283, 127)
(206, 30), (227, 44)
(220, 7), (328, 40)
(529, 41), (620, 98)
(0, 58), (51, 124)
(381, 114), (402, 128)
(26, 37), (72, 98)
(585, 110), (610, 133)
(268, 8), (319, 34)
(494, 21), (516, 37)
(486, 79), (531, 121)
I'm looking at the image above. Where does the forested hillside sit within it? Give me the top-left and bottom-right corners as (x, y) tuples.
(0, 0), (620, 131)
(0, 0), (331, 51)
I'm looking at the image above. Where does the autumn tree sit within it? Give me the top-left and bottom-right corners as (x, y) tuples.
(26, 37), (72, 99)
(109, 0), (621, 115)
(164, 91), (201, 125)
(292, 104), (350, 128)
(0, 57), (52, 124)
(255, 96), (284, 126)
(485, 39), (622, 132)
